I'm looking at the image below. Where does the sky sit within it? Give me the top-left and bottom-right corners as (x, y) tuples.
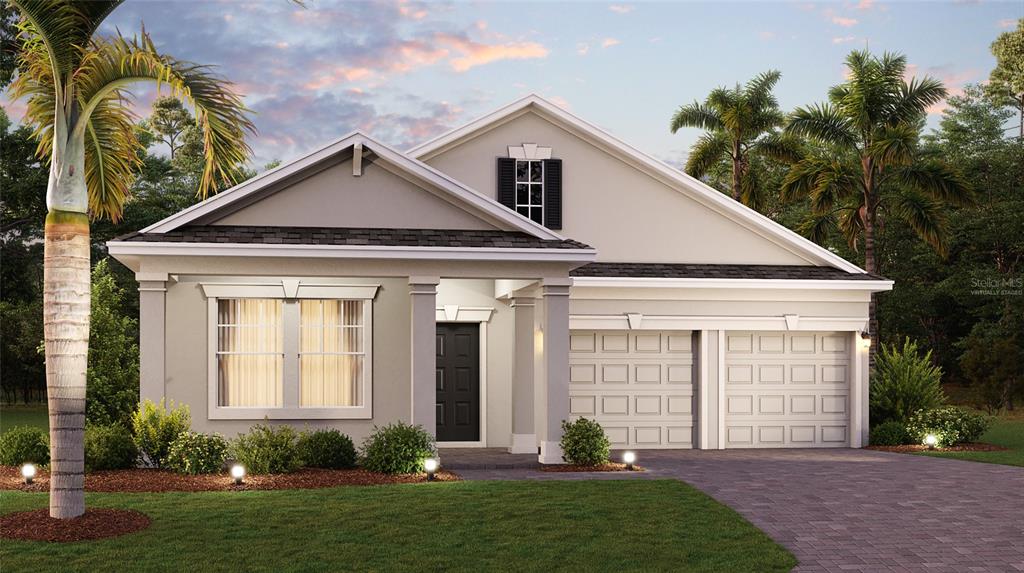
(3, 0), (1022, 168)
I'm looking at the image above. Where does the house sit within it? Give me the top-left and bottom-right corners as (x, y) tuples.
(107, 95), (892, 463)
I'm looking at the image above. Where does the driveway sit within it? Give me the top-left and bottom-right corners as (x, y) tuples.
(451, 448), (1024, 572)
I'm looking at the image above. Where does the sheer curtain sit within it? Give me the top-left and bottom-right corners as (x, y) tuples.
(217, 299), (283, 407)
(300, 300), (364, 407)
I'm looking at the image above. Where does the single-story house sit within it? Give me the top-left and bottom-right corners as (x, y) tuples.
(108, 95), (892, 463)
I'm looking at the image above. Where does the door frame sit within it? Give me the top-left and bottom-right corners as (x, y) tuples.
(435, 309), (491, 448)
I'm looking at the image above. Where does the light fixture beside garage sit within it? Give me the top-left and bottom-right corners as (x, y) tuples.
(859, 331), (872, 349)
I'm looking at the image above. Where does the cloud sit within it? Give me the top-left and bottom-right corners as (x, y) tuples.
(397, 0), (428, 20)
(854, 0), (876, 10)
(832, 35), (857, 44)
(831, 15), (858, 27)
(608, 4), (634, 14)
(759, 31), (777, 41)
(601, 38), (621, 48)
(435, 33), (548, 72)
(548, 95), (571, 110)
(998, 18), (1017, 29)
(576, 42), (590, 56)
(921, 66), (979, 115)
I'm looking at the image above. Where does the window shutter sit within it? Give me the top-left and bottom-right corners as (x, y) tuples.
(496, 157), (516, 209)
(542, 158), (562, 230)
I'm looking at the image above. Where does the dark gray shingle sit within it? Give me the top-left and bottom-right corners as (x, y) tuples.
(571, 262), (884, 281)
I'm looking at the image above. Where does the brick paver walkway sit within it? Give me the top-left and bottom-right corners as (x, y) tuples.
(447, 448), (1024, 572)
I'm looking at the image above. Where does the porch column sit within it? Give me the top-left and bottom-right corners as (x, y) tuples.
(409, 276), (439, 436)
(509, 297), (536, 454)
(137, 274), (167, 403)
(539, 279), (571, 464)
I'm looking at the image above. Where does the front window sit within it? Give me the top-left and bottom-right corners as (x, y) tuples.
(217, 299), (284, 407)
(299, 300), (365, 407)
(515, 159), (544, 224)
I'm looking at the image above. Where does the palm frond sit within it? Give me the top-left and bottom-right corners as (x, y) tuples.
(797, 211), (838, 246)
(891, 76), (946, 124)
(893, 162), (974, 207)
(75, 31), (255, 198)
(738, 165), (766, 212)
(8, 26), (57, 160)
(83, 93), (143, 221)
(836, 205), (864, 252)
(670, 101), (723, 133)
(893, 188), (949, 256)
(685, 131), (730, 179)
(868, 123), (918, 167)
(745, 69), (782, 110)
(786, 104), (858, 148)
(755, 132), (802, 164)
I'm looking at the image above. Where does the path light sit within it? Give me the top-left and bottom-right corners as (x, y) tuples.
(231, 464), (246, 485)
(623, 451), (636, 471)
(20, 463), (36, 485)
(424, 458), (439, 481)
(924, 434), (938, 450)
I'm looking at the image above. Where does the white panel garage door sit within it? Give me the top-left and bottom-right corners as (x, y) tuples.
(568, 330), (694, 448)
(724, 331), (850, 448)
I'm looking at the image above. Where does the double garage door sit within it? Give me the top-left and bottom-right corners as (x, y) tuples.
(568, 330), (851, 449)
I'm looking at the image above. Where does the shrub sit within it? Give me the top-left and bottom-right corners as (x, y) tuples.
(131, 399), (191, 468)
(906, 407), (992, 448)
(86, 260), (140, 427)
(84, 425), (138, 471)
(231, 424), (302, 474)
(868, 421), (913, 447)
(560, 418), (610, 466)
(870, 338), (945, 424)
(166, 431), (229, 475)
(0, 426), (49, 466)
(360, 422), (436, 475)
(960, 313), (1024, 414)
(297, 429), (357, 469)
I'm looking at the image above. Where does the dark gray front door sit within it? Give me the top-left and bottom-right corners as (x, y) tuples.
(436, 323), (480, 442)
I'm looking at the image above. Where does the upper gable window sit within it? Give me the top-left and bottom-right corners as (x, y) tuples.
(515, 159), (544, 224)
(497, 143), (562, 230)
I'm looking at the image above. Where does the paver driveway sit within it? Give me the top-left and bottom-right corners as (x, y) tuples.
(451, 448), (1024, 572)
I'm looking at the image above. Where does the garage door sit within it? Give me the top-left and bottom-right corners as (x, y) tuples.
(724, 331), (850, 448)
(568, 330), (694, 448)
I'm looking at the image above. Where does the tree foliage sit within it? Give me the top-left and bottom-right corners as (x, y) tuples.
(85, 259), (139, 427)
(986, 18), (1024, 138)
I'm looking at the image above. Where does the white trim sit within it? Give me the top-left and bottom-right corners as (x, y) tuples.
(435, 320), (489, 448)
(107, 240), (596, 263)
(352, 142), (363, 176)
(434, 306), (495, 323)
(410, 94), (868, 274)
(570, 314), (868, 332)
(699, 331), (709, 450)
(717, 330), (725, 450)
(140, 131), (564, 241)
(508, 433), (537, 454)
(571, 276), (893, 291)
(199, 281), (380, 300)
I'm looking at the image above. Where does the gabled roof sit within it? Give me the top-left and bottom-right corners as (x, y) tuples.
(140, 131), (564, 241)
(409, 94), (867, 274)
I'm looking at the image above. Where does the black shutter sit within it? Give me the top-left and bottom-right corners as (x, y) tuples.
(543, 158), (562, 229)
(496, 157), (516, 209)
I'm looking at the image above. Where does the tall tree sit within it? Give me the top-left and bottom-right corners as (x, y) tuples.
(8, 0), (254, 519)
(141, 95), (193, 160)
(670, 70), (799, 210)
(782, 50), (972, 345)
(986, 18), (1024, 139)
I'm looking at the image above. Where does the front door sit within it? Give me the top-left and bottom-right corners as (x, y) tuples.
(436, 323), (480, 442)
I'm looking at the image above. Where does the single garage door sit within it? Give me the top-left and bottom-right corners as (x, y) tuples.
(723, 331), (851, 448)
(568, 330), (694, 448)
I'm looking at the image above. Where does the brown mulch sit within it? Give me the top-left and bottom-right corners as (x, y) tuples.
(866, 443), (1009, 453)
(0, 508), (151, 542)
(540, 462), (643, 472)
(0, 466), (460, 493)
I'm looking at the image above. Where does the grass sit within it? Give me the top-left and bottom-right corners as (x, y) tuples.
(916, 416), (1024, 467)
(0, 404), (48, 434)
(0, 480), (795, 573)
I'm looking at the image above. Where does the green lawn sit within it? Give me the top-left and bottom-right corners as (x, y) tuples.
(0, 480), (795, 573)
(0, 404), (48, 434)
(916, 416), (1024, 467)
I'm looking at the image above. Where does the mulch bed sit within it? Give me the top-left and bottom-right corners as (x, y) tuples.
(0, 508), (151, 542)
(0, 465), (460, 493)
(866, 443), (1008, 453)
(540, 462), (643, 472)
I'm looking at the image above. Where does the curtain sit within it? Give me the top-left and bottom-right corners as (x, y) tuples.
(300, 300), (364, 407)
(217, 299), (283, 407)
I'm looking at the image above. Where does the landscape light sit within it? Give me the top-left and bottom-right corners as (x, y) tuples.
(231, 464), (246, 485)
(924, 434), (938, 450)
(623, 451), (637, 471)
(423, 458), (439, 481)
(20, 463), (36, 485)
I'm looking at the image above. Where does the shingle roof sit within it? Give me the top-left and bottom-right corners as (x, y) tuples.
(116, 226), (592, 250)
(570, 262), (884, 281)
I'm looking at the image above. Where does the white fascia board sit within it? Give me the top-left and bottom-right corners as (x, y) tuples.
(569, 314), (869, 332)
(571, 276), (893, 292)
(106, 240), (597, 263)
(410, 94), (867, 274)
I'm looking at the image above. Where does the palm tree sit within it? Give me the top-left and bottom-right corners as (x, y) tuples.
(670, 70), (799, 210)
(782, 50), (972, 345)
(8, 0), (254, 519)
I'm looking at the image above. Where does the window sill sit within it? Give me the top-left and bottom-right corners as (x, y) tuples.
(208, 406), (372, 420)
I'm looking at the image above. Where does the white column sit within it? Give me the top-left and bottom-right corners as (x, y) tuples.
(538, 279), (571, 464)
(409, 276), (439, 436)
(850, 331), (870, 448)
(509, 297), (536, 454)
(138, 275), (167, 403)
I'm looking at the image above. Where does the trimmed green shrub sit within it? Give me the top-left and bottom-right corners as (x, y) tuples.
(870, 338), (946, 424)
(167, 432), (229, 475)
(86, 260), (140, 428)
(131, 399), (191, 468)
(231, 424), (302, 474)
(360, 422), (436, 475)
(297, 429), (357, 469)
(868, 420), (913, 447)
(560, 418), (610, 466)
(0, 426), (49, 466)
(906, 407), (992, 448)
(84, 424), (138, 471)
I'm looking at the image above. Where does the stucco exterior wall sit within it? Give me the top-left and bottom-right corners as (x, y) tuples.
(423, 111), (814, 266)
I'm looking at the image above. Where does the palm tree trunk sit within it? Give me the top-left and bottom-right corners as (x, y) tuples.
(43, 209), (90, 519)
(731, 146), (742, 202)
